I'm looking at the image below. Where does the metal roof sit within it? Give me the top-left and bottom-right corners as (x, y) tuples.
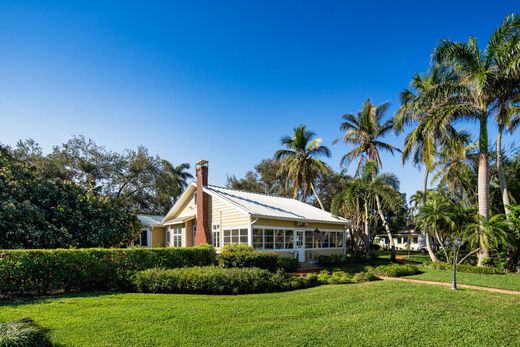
(137, 214), (164, 227)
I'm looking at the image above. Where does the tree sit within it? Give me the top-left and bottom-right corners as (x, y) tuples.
(431, 15), (520, 224)
(336, 99), (400, 175)
(274, 125), (331, 209)
(463, 214), (512, 266)
(416, 194), (457, 262)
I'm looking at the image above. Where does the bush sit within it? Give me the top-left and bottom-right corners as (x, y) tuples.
(425, 262), (504, 275)
(368, 264), (421, 277)
(316, 270), (352, 284)
(0, 318), (53, 347)
(217, 245), (278, 272)
(317, 255), (346, 267)
(0, 246), (216, 297)
(352, 271), (377, 283)
(276, 257), (299, 272)
(132, 267), (316, 295)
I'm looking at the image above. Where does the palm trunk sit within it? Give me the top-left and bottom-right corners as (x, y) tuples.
(459, 247), (480, 264)
(422, 169), (438, 262)
(496, 122), (511, 217)
(364, 201), (370, 261)
(434, 230), (449, 262)
(310, 182), (325, 210)
(375, 194), (396, 261)
(477, 115), (490, 266)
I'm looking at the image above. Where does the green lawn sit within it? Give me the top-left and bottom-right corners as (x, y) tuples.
(1, 281), (519, 346)
(406, 268), (520, 291)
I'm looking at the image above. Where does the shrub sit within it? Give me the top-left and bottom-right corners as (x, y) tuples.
(316, 270), (353, 284)
(0, 318), (53, 347)
(132, 267), (316, 295)
(217, 246), (278, 272)
(425, 262), (503, 275)
(317, 255), (346, 267)
(352, 271), (377, 283)
(368, 264), (421, 277)
(276, 257), (299, 272)
(0, 246), (216, 297)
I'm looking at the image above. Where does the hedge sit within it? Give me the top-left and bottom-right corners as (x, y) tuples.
(132, 266), (317, 295)
(367, 264), (422, 277)
(424, 262), (504, 274)
(0, 318), (53, 347)
(0, 246), (215, 297)
(216, 245), (279, 272)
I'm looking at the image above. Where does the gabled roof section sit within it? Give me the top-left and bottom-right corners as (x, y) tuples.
(205, 185), (349, 225)
(137, 214), (164, 227)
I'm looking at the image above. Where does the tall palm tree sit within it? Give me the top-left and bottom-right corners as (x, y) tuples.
(431, 15), (520, 223)
(336, 99), (401, 259)
(463, 214), (512, 266)
(337, 99), (400, 175)
(274, 125), (331, 209)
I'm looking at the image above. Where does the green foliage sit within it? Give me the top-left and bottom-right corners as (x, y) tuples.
(0, 146), (142, 249)
(424, 262), (503, 275)
(317, 254), (346, 266)
(217, 245), (279, 272)
(367, 264), (421, 277)
(315, 270), (353, 284)
(276, 257), (299, 272)
(0, 318), (53, 347)
(352, 271), (377, 282)
(0, 247), (215, 297)
(132, 267), (316, 295)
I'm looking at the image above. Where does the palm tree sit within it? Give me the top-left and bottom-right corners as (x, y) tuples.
(274, 125), (331, 209)
(431, 15), (520, 223)
(416, 194), (457, 262)
(463, 214), (512, 266)
(337, 99), (400, 175)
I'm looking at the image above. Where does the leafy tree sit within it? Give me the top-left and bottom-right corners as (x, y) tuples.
(274, 125), (331, 209)
(226, 159), (291, 197)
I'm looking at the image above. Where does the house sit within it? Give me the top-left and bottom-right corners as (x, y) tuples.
(133, 215), (165, 247)
(142, 160), (349, 262)
(374, 225), (429, 252)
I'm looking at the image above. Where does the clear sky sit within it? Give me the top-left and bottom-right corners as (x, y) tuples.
(0, 1), (518, 201)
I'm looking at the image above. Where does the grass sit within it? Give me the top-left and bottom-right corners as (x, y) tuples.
(406, 269), (520, 291)
(1, 282), (519, 346)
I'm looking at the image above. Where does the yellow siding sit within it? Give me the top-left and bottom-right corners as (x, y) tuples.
(176, 193), (197, 219)
(255, 217), (345, 230)
(185, 219), (194, 247)
(151, 227), (165, 247)
(209, 195), (250, 228)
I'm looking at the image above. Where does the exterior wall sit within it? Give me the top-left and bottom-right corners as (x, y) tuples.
(209, 195), (250, 228)
(151, 226), (165, 247)
(254, 217), (345, 231)
(185, 219), (194, 247)
(176, 193), (197, 219)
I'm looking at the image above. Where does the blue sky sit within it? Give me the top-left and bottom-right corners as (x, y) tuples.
(0, 1), (518, 201)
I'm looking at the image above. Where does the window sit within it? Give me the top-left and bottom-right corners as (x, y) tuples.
(168, 226), (182, 247)
(138, 229), (148, 247)
(252, 228), (344, 250)
(413, 237), (418, 244)
(212, 224), (221, 248)
(223, 228), (248, 245)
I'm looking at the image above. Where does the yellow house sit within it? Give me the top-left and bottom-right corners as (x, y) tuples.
(143, 160), (349, 263)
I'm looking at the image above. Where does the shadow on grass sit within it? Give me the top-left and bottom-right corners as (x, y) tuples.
(0, 291), (122, 308)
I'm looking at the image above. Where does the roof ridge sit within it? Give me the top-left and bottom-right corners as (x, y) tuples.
(207, 184), (300, 201)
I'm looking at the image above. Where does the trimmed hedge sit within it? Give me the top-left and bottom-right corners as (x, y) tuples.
(367, 264), (422, 277)
(0, 246), (216, 297)
(424, 262), (504, 274)
(132, 266), (317, 295)
(217, 245), (279, 272)
(276, 257), (299, 272)
(0, 318), (53, 347)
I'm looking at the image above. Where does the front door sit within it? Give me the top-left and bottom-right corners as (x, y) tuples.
(294, 230), (305, 262)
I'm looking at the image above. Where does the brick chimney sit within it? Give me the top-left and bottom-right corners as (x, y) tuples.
(195, 160), (210, 245)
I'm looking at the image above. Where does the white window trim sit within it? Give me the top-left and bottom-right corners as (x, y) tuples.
(252, 227), (345, 250)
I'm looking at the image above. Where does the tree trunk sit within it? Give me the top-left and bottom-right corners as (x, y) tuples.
(459, 247), (480, 264)
(375, 194), (396, 261)
(477, 116), (489, 266)
(364, 201), (370, 261)
(434, 230), (449, 262)
(422, 170), (438, 262)
(496, 122), (511, 217)
(310, 182), (325, 210)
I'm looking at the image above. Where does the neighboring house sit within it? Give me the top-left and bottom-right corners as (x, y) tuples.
(375, 226), (429, 252)
(134, 215), (165, 247)
(145, 160), (349, 262)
